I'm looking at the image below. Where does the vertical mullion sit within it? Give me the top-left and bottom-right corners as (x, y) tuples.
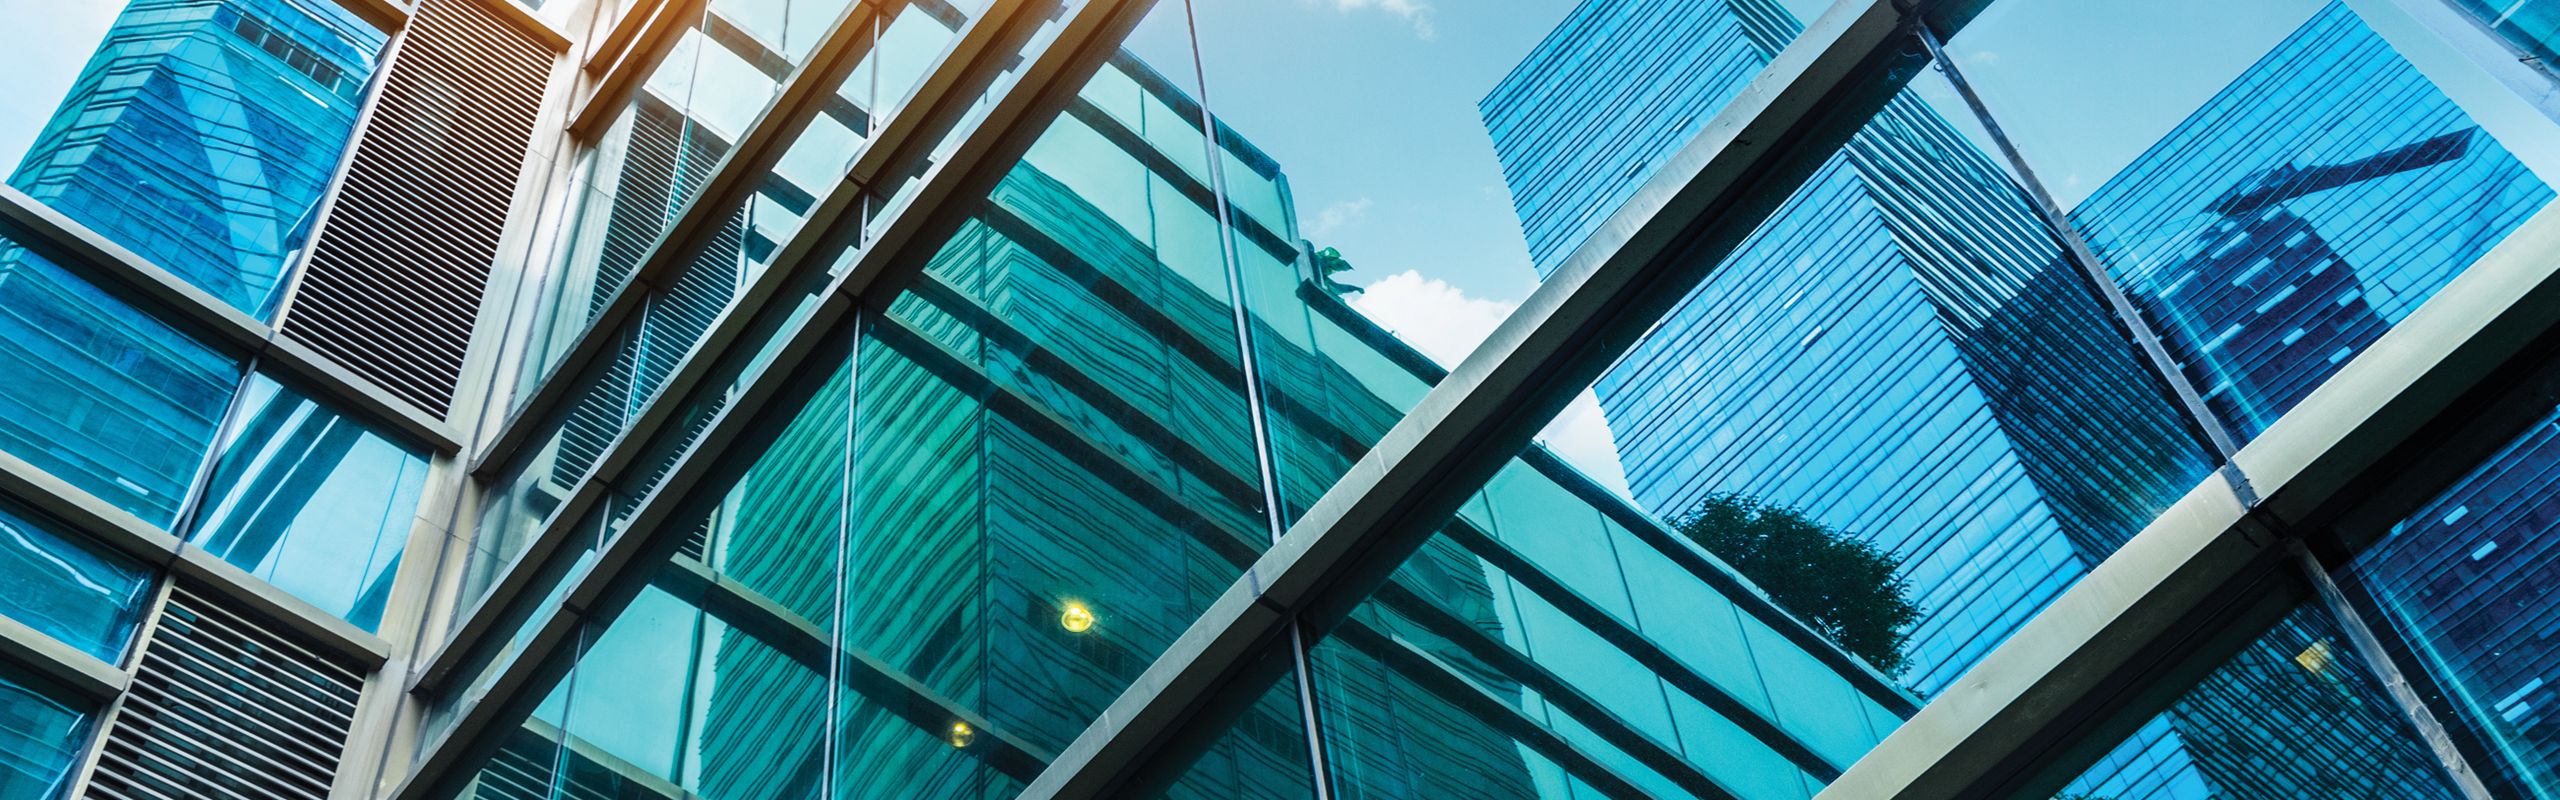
(825, 306), (862, 799)
(2285, 542), (2498, 800)
(1175, 0), (1336, 793)
(173, 358), (267, 540)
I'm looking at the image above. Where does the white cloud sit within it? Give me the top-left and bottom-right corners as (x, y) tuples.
(1307, 0), (1438, 40)
(1960, 48), (2002, 68)
(1308, 197), (1373, 237)
(1351, 270), (1633, 497)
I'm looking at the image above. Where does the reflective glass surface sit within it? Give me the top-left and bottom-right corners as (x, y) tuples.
(1142, 645), (1315, 800)
(188, 373), (429, 632)
(2450, 0), (2560, 65)
(0, 663), (92, 800)
(2351, 400), (2560, 797)
(509, 0), (869, 402)
(0, 500), (152, 664)
(0, 234), (243, 528)
(2054, 600), (2467, 798)
(1, 0), (385, 318)
(1951, 0), (2555, 443)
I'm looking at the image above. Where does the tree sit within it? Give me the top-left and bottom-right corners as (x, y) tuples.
(1673, 493), (1921, 676)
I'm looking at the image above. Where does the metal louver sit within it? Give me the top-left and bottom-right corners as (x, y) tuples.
(281, 0), (556, 415)
(83, 581), (366, 800)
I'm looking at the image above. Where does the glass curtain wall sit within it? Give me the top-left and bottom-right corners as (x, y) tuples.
(457, 2), (1923, 798)
(463, 0), (985, 628)
(1445, 0), (2560, 796)
(1, 0), (387, 319)
(0, 0), (432, 637)
(445, 0), (2560, 798)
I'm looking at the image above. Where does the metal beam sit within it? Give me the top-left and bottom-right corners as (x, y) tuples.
(1013, 1), (1930, 795)
(459, 0), (573, 53)
(1815, 202), (2560, 799)
(476, 0), (888, 475)
(0, 188), (461, 453)
(423, 0), (1045, 695)
(391, 0), (1153, 792)
(0, 449), (395, 675)
(585, 0), (668, 75)
(567, 0), (712, 140)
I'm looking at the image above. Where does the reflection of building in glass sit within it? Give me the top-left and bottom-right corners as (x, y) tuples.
(1485, 1), (2536, 798)
(2071, 4), (2549, 444)
(2059, 11), (2552, 794)
(0, 243), (242, 527)
(476, 43), (1910, 800)
(1484, 0), (2202, 703)
(2356, 407), (2560, 798)
(7, 0), (383, 317)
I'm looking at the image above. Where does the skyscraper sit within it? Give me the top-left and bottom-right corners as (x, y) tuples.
(1485, 0), (2548, 796)
(0, 0), (2551, 798)
(9, 0), (385, 317)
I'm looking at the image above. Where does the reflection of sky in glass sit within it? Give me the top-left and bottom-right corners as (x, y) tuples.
(0, 0), (122, 176)
(1941, 0), (2330, 210)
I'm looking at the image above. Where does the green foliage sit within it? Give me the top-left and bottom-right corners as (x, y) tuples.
(1673, 493), (1921, 676)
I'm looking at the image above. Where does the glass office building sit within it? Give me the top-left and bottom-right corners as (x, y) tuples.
(0, 0), (2554, 798)
(1487, 0), (2558, 798)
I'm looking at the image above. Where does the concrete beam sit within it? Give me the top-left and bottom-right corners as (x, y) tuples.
(0, 187), (463, 453)
(1816, 202), (2560, 799)
(1011, 1), (1933, 795)
(389, 0), (1153, 793)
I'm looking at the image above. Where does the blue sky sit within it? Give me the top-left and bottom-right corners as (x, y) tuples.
(0, 0), (121, 177)
(0, 0), (2349, 491)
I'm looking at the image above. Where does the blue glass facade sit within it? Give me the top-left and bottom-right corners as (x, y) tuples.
(188, 373), (430, 632)
(2068, 4), (2551, 443)
(0, 236), (244, 528)
(8, 0), (385, 318)
(0, 0), (433, 638)
(0, 664), (94, 799)
(0, 501), (152, 664)
(1485, 0), (2205, 699)
(2354, 403), (2560, 797)
(456, 37), (1912, 799)
(1486, 0), (2549, 797)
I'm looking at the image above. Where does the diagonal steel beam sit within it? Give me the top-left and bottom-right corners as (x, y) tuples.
(1815, 203), (2560, 799)
(474, 0), (885, 476)
(422, 0), (1043, 694)
(1008, 0), (1955, 796)
(390, 0), (1157, 793)
(567, 0), (713, 141)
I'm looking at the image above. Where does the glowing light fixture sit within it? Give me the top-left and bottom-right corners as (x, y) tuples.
(1060, 602), (1096, 633)
(947, 721), (976, 748)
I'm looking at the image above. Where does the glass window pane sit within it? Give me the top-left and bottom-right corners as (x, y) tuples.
(0, 500), (152, 663)
(2350, 399), (2560, 796)
(1948, 0), (2557, 443)
(0, 235), (244, 527)
(188, 373), (429, 632)
(2447, 0), (2560, 64)
(2053, 600), (2468, 798)
(1151, 664), (1316, 800)
(0, 662), (94, 799)
(0, 0), (387, 318)
(832, 2), (1267, 783)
